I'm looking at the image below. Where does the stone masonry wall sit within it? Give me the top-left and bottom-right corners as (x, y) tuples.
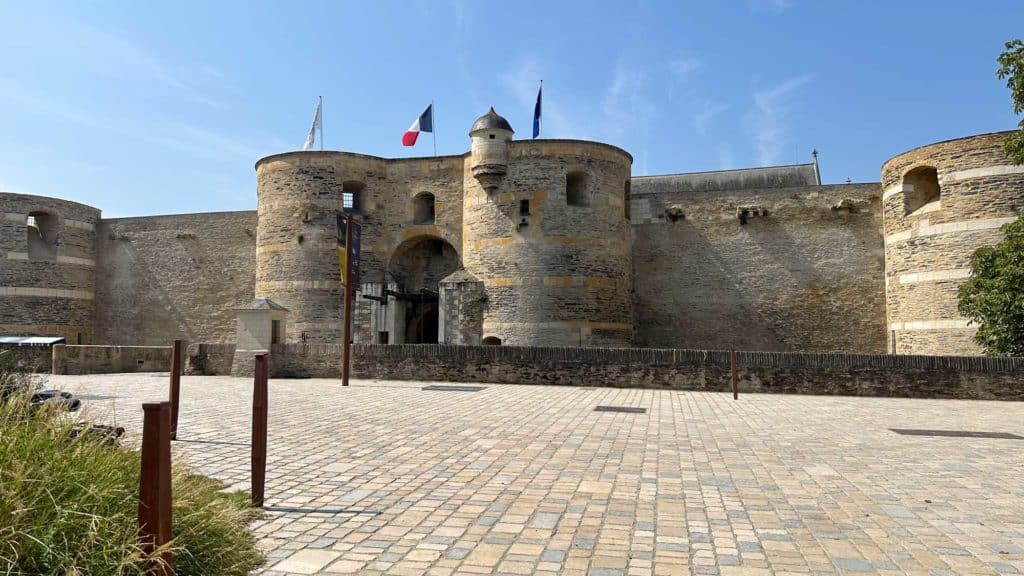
(254, 152), (465, 345)
(0, 193), (100, 343)
(462, 140), (635, 347)
(51, 344), (171, 375)
(94, 211), (257, 345)
(0, 345), (52, 373)
(189, 343), (1024, 400)
(881, 132), (1024, 355)
(630, 182), (886, 353)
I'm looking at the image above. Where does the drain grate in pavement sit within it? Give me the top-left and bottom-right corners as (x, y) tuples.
(891, 428), (1023, 440)
(422, 385), (486, 392)
(594, 406), (647, 414)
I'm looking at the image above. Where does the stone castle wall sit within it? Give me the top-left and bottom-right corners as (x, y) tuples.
(94, 211), (257, 345)
(184, 342), (1024, 401)
(0, 193), (100, 343)
(881, 132), (1024, 355)
(630, 182), (887, 352)
(462, 140), (634, 347)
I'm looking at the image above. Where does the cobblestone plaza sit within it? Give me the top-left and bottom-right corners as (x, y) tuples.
(50, 374), (1024, 575)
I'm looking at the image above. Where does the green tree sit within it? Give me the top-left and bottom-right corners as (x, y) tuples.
(998, 39), (1024, 163)
(957, 217), (1024, 356)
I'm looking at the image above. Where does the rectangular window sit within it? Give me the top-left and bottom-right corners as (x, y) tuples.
(271, 320), (281, 344)
(520, 199), (530, 216)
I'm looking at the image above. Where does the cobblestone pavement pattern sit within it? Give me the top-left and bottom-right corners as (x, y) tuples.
(49, 374), (1024, 576)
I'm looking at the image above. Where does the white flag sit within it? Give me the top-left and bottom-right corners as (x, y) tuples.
(303, 98), (322, 150)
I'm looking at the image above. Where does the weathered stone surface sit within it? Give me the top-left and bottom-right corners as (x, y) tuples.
(630, 182), (886, 353)
(881, 132), (1024, 355)
(185, 343), (1024, 400)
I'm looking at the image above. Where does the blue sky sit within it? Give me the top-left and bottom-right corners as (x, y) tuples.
(1, 1), (1022, 217)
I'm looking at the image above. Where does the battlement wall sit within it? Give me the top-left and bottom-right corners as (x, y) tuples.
(94, 210), (257, 345)
(630, 183), (886, 352)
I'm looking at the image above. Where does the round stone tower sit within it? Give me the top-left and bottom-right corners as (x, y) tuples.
(254, 152), (387, 343)
(0, 192), (100, 343)
(461, 108), (635, 347)
(881, 131), (1024, 355)
(469, 107), (514, 193)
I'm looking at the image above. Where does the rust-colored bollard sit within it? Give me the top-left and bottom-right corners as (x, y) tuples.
(730, 349), (739, 400)
(251, 354), (268, 508)
(139, 401), (173, 575)
(169, 340), (182, 440)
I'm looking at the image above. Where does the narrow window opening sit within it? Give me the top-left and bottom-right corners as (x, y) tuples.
(343, 180), (366, 214)
(271, 320), (282, 345)
(414, 193), (436, 224)
(520, 199), (530, 216)
(26, 211), (58, 261)
(566, 171), (590, 207)
(624, 180), (631, 221)
(482, 336), (502, 346)
(488, 134), (495, 140)
(378, 331), (389, 344)
(903, 166), (940, 215)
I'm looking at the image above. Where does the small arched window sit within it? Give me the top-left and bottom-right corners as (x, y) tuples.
(27, 211), (57, 261)
(566, 171), (590, 207)
(903, 166), (940, 215)
(482, 336), (502, 346)
(343, 180), (366, 214)
(413, 193), (436, 224)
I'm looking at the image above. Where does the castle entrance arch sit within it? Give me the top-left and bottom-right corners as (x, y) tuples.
(386, 236), (460, 344)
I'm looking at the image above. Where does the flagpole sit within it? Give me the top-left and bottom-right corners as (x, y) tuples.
(432, 99), (437, 157)
(539, 80), (543, 138)
(319, 96), (324, 151)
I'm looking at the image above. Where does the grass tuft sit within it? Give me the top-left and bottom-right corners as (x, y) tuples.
(0, 353), (264, 575)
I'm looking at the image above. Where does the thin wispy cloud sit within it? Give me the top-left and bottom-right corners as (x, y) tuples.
(0, 79), (280, 162)
(670, 56), (704, 79)
(693, 101), (730, 135)
(750, 0), (793, 12)
(500, 56), (579, 139)
(718, 142), (737, 169)
(602, 59), (656, 172)
(748, 74), (811, 166)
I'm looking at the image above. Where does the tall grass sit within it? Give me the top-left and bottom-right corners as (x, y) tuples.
(0, 353), (264, 575)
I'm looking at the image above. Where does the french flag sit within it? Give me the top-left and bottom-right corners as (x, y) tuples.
(402, 104), (433, 146)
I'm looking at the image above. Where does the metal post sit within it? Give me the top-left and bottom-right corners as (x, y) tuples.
(139, 402), (173, 575)
(730, 350), (739, 400)
(342, 213), (354, 387)
(169, 340), (182, 440)
(251, 354), (268, 508)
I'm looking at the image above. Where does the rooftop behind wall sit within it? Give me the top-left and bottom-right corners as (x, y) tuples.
(632, 163), (819, 195)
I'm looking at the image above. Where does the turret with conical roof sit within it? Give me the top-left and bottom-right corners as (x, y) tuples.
(469, 107), (514, 193)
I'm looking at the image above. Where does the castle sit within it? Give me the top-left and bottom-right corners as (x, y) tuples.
(1, 108), (1022, 357)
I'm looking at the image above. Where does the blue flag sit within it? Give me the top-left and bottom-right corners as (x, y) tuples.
(532, 83), (542, 139)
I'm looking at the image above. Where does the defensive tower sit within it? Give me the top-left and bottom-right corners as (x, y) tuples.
(461, 109), (635, 347)
(0, 193), (100, 343)
(881, 131), (1024, 355)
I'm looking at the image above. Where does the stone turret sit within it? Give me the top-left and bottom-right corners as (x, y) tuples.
(469, 107), (514, 193)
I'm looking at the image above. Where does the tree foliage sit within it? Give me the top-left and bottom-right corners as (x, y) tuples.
(957, 217), (1024, 356)
(997, 39), (1024, 164)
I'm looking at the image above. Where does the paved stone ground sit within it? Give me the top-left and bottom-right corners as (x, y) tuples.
(47, 374), (1024, 576)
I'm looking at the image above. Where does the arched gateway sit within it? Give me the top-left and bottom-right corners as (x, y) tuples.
(386, 236), (460, 343)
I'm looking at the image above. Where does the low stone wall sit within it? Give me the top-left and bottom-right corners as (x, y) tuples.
(189, 343), (1024, 400)
(185, 343), (235, 376)
(52, 344), (171, 375)
(0, 345), (53, 373)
